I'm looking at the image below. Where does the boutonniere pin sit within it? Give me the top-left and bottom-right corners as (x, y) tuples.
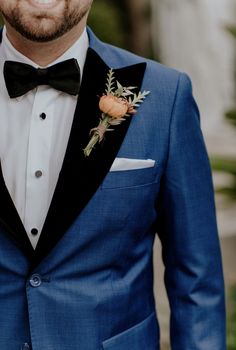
(83, 69), (150, 157)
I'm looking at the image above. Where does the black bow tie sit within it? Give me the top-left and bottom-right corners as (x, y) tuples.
(3, 58), (81, 98)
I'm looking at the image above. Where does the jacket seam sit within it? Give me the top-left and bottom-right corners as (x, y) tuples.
(163, 73), (183, 173)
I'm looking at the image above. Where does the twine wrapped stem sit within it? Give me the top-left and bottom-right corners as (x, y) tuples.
(83, 114), (110, 157)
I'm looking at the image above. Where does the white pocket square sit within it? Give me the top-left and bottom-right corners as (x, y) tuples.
(110, 158), (155, 172)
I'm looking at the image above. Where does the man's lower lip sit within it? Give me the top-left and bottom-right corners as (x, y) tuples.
(28, 0), (59, 9)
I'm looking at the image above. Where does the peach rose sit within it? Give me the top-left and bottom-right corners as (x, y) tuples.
(99, 95), (129, 119)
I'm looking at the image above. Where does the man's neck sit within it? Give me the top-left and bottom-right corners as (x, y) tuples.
(4, 19), (87, 67)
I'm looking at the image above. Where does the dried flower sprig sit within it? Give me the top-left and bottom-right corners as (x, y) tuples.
(83, 69), (150, 157)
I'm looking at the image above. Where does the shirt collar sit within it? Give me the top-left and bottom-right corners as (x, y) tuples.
(1, 26), (89, 77)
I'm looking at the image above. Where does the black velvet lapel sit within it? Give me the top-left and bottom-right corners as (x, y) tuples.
(0, 39), (146, 267)
(0, 165), (35, 259)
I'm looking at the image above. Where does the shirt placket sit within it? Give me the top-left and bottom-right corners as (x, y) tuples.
(24, 87), (56, 248)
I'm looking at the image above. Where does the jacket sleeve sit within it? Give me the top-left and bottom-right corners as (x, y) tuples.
(156, 73), (226, 349)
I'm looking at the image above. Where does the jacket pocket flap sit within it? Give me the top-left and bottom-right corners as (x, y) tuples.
(102, 312), (159, 349)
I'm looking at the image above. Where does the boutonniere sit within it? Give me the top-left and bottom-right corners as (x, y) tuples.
(83, 69), (150, 157)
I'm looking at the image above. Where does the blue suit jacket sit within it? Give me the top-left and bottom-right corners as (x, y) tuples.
(0, 28), (225, 349)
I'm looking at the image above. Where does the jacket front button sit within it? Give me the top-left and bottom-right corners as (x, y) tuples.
(21, 343), (31, 350)
(29, 274), (42, 287)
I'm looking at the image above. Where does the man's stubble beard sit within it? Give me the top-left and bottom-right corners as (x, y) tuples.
(1, 1), (92, 42)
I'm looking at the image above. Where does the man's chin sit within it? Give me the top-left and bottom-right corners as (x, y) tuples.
(18, 28), (65, 43)
(7, 18), (64, 43)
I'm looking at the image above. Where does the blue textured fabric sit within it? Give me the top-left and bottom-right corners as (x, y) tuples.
(0, 28), (226, 349)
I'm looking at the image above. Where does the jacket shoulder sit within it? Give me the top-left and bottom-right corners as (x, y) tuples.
(88, 27), (182, 88)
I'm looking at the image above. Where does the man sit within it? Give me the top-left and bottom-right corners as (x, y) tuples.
(0, 1), (225, 349)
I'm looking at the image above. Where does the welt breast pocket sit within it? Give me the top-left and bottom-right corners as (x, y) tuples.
(101, 166), (159, 190)
(101, 312), (159, 350)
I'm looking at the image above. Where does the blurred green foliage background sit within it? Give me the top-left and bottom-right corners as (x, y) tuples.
(88, 0), (128, 49)
(211, 25), (236, 200)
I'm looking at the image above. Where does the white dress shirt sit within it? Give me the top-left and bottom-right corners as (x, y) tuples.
(0, 27), (89, 249)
